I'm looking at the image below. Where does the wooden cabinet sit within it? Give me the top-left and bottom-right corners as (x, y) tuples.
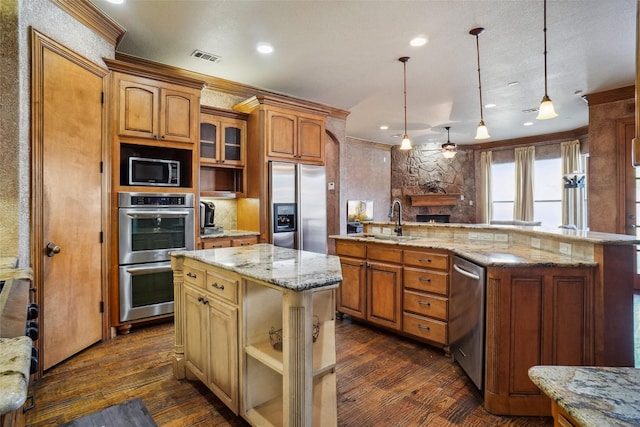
(200, 235), (257, 249)
(335, 241), (452, 347)
(402, 249), (450, 347)
(182, 260), (240, 414)
(199, 106), (248, 197)
(483, 266), (595, 416)
(115, 73), (200, 144)
(265, 107), (325, 164)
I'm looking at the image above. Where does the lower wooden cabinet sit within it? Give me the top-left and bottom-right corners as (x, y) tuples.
(183, 262), (240, 414)
(366, 261), (402, 330)
(200, 235), (257, 249)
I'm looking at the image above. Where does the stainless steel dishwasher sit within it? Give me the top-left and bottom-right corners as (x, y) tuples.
(450, 255), (486, 390)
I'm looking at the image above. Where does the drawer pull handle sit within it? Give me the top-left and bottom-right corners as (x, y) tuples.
(187, 272), (197, 278)
(458, 348), (468, 358)
(418, 277), (431, 283)
(211, 282), (225, 291)
(418, 258), (432, 263)
(197, 296), (210, 305)
(418, 301), (431, 307)
(417, 324), (431, 331)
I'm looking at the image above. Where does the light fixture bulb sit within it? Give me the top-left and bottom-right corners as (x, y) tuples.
(442, 149), (457, 159)
(400, 135), (412, 150)
(536, 95), (558, 120)
(475, 120), (490, 139)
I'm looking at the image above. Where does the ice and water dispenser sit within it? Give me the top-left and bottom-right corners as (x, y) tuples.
(273, 203), (297, 233)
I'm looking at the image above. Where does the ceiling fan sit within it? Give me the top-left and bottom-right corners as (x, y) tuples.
(417, 126), (466, 158)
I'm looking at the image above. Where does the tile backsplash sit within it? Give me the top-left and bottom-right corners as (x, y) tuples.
(201, 198), (237, 230)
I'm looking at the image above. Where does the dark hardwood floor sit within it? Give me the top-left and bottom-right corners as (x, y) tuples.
(25, 318), (552, 427)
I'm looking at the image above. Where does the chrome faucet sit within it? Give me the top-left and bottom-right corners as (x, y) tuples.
(388, 198), (403, 236)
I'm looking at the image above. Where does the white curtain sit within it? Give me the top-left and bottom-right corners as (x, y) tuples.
(513, 146), (535, 221)
(561, 139), (585, 228)
(479, 151), (492, 223)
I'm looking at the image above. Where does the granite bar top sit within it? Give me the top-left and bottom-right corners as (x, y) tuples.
(528, 366), (640, 426)
(200, 229), (260, 239)
(0, 336), (32, 415)
(0, 257), (18, 270)
(171, 244), (342, 291)
(331, 234), (597, 268)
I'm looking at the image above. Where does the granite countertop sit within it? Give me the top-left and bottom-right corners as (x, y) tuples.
(528, 365), (640, 426)
(200, 229), (260, 239)
(0, 336), (32, 415)
(171, 243), (343, 291)
(330, 234), (597, 268)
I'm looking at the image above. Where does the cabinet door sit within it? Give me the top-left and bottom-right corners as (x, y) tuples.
(200, 115), (220, 164)
(183, 285), (209, 383)
(207, 298), (239, 414)
(297, 116), (324, 164)
(266, 109), (296, 159)
(118, 79), (159, 139)
(160, 88), (198, 143)
(220, 119), (245, 166)
(367, 261), (402, 330)
(337, 257), (367, 319)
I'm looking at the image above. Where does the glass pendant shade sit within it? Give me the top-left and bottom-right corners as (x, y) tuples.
(400, 134), (412, 150)
(441, 143), (457, 159)
(475, 120), (490, 139)
(536, 95), (558, 120)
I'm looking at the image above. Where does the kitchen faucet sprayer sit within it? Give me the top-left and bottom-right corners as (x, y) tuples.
(389, 199), (403, 236)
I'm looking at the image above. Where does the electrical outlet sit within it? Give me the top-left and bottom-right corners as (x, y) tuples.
(469, 232), (478, 240)
(371, 226), (381, 234)
(531, 237), (541, 248)
(494, 233), (508, 242)
(478, 232), (494, 241)
(559, 242), (572, 255)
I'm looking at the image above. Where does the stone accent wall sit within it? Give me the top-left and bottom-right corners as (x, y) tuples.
(391, 145), (477, 223)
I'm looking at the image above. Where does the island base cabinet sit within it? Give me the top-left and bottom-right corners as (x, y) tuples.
(241, 281), (337, 427)
(484, 266), (595, 416)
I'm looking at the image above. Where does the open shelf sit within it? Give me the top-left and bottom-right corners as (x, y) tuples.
(410, 194), (460, 207)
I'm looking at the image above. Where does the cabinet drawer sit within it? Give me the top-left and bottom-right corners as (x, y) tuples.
(403, 312), (447, 345)
(230, 236), (257, 247)
(404, 250), (448, 271)
(184, 264), (205, 288)
(403, 290), (447, 321)
(367, 245), (402, 264)
(404, 267), (448, 295)
(335, 240), (365, 258)
(206, 271), (239, 304)
(202, 238), (231, 249)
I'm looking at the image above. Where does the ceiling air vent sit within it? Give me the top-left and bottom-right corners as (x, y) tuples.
(191, 50), (221, 63)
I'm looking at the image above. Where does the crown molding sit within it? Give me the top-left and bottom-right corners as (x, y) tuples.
(467, 126), (589, 151)
(50, 0), (125, 47)
(583, 85), (635, 106)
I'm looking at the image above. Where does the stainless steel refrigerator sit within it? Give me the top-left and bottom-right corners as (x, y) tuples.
(269, 161), (327, 254)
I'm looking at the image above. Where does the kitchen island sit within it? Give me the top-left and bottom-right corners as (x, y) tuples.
(331, 221), (638, 417)
(171, 244), (342, 427)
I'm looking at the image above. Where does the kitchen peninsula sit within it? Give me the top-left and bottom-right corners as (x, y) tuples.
(331, 221), (638, 417)
(170, 244), (342, 427)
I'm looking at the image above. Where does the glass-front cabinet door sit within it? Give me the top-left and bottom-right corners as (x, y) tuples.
(199, 113), (245, 167)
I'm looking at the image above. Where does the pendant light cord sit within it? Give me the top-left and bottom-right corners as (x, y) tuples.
(543, 0), (549, 97)
(475, 33), (484, 122)
(403, 59), (408, 137)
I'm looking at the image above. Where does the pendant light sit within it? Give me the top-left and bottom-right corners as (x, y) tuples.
(536, 0), (558, 119)
(399, 56), (412, 150)
(470, 27), (490, 139)
(441, 126), (457, 159)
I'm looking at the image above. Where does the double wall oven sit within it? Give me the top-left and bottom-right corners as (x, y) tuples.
(118, 192), (194, 322)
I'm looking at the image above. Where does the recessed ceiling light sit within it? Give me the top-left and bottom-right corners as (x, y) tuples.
(256, 43), (274, 54)
(524, 122), (533, 126)
(484, 103), (496, 108)
(410, 37), (428, 47)
(105, 0), (124, 3)
(379, 125), (389, 130)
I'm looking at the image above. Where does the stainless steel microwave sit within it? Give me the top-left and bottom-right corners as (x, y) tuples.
(128, 156), (180, 187)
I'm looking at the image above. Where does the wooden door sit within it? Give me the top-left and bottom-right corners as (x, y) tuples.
(336, 257), (366, 319)
(621, 117), (640, 289)
(207, 298), (238, 414)
(160, 88), (197, 143)
(298, 116), (324, 163)
(183, 285), (208, 382)
(266, 109), (296, 159)
(118, 76), (159, 139)
(31, 31), (105, 371)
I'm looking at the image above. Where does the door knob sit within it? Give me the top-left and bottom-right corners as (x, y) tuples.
(46, 242), (61, 257)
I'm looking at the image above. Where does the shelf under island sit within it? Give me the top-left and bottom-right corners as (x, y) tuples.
(170, 244), (343, 427)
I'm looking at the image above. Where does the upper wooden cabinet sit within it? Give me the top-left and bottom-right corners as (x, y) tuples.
(200, 108), (246, 167)
(234, 95), (328, 165)
(115, 73), (200, 144)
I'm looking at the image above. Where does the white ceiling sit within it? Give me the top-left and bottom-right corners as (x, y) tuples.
(91, 0), (636, 148)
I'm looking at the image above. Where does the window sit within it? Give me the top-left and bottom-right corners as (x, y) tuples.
(490, 156), (565, 227)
